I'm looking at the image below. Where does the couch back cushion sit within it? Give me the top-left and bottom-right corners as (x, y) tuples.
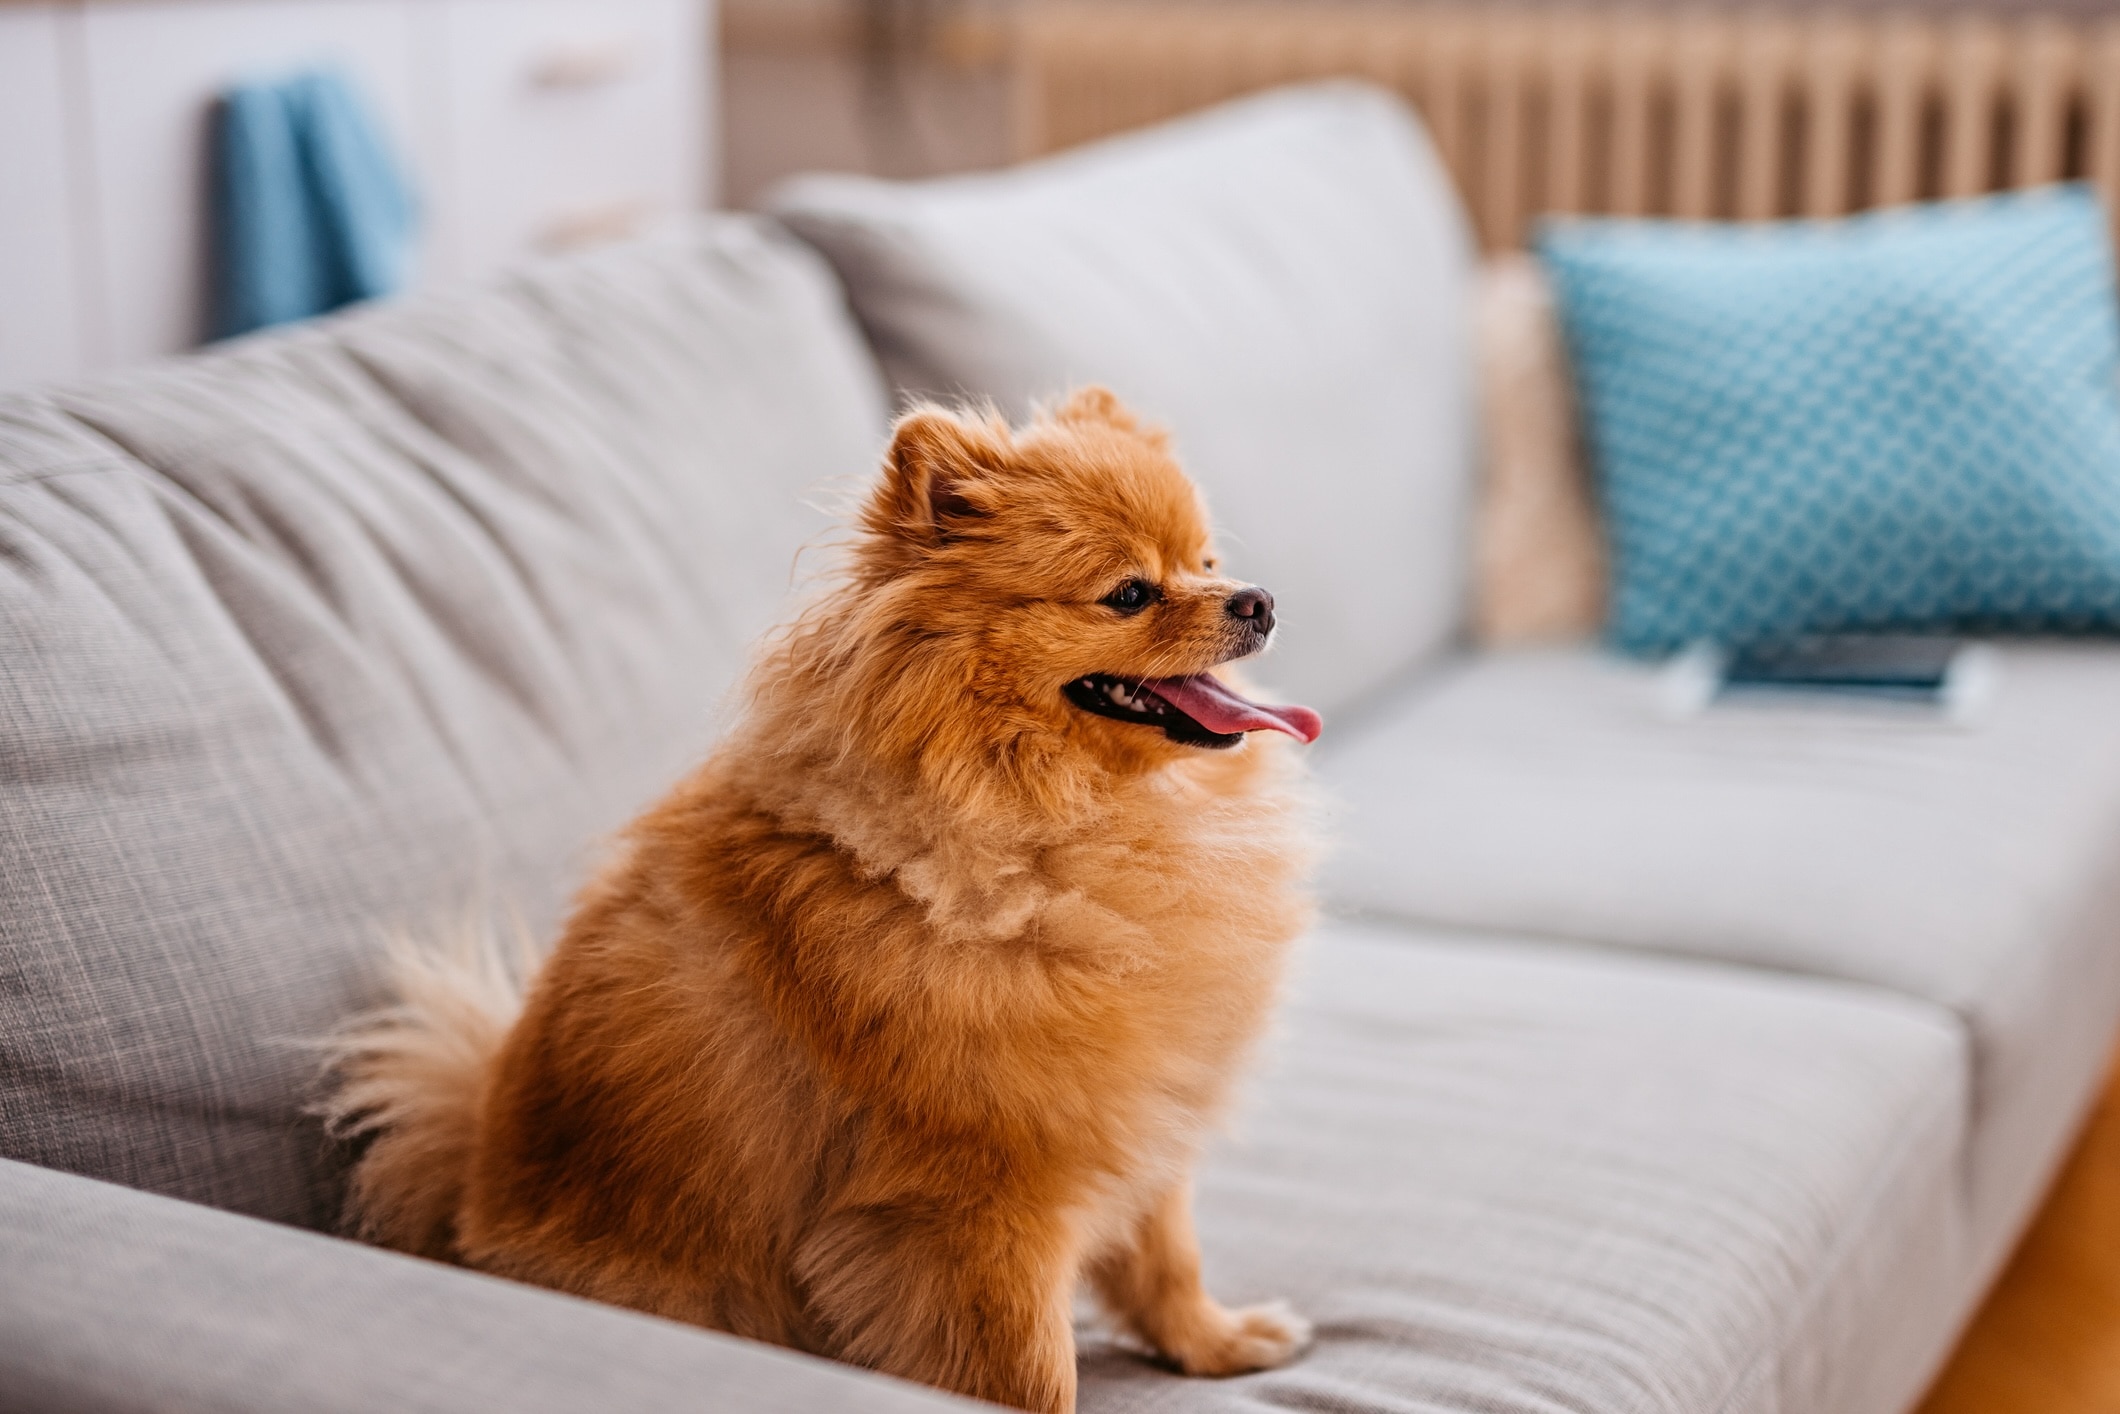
(0, 218), (889, 1226)
(770, 83), (1477, 716)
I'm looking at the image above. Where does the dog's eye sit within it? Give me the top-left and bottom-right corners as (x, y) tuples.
(1203, 558), (1217, 572)
(1102, 579), (1157, 614)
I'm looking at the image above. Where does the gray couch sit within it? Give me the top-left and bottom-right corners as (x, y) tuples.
(5, 85), (2118, 1414)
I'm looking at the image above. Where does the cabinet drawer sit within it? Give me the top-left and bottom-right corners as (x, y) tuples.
(430, 0), (710, 280)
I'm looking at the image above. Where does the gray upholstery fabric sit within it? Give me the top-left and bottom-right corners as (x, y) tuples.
(1082, 922), (1970, 1414)
(769, 84), (1479, 717)
(1318, 645), (2120, 1254)
(0, 217), (889, 1226)
(0, 1156), (975, 1414)
(3, 923), (1969, 1414)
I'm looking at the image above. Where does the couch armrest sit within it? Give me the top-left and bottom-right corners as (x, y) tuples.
(0, 1157), (975, 1414)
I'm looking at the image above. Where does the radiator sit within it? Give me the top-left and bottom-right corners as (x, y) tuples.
(1013, 2), (2120, 249)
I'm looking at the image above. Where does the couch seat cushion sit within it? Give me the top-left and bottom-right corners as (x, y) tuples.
(1318, 645), (2120, 1242)
(1085, 921), (1968, 1414)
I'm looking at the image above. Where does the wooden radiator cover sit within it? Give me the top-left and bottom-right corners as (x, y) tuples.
(1014, 2), (2120, 250)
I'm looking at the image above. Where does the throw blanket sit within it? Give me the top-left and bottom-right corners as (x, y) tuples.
(208, 68), (417, 340)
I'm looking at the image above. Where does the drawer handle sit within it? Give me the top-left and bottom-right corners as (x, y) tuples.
(540, 198), (654, 252)
(530, 40), (639, 89)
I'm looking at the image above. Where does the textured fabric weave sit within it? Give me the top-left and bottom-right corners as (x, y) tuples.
(0, 218), (889, 1226)
(2, 923), (1972, 1414)
(1541, 185), (2120, 653)
(1081, 923), (1969, 1414)
(1318, 643), (2120, 1255)
(0, 1156), (975, 1414)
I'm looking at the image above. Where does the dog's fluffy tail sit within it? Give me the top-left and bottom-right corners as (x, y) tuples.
(314, 917), (537, 1260)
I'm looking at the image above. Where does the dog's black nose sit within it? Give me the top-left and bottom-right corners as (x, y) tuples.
(1226, 586), (1276, 636)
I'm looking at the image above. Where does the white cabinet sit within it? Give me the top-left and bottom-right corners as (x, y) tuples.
(430, 0), (713, 277)
(76, 0), (432, 368)
(0, 7), (86, 387)
(0, 0), (712, 392)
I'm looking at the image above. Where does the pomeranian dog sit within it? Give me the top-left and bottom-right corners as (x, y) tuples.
(321, 387), (1323, 1413)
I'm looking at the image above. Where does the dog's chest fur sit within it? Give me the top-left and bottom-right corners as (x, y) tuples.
(771, 745), (1313, 1272)
(766, 738), (1313, 1168)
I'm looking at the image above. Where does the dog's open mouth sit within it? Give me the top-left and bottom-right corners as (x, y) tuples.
(1064, 673), (1323, 749)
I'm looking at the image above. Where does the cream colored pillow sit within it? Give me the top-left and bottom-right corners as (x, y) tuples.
(1472, 253), (1607, 645)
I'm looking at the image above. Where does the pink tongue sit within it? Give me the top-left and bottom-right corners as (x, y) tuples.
(1144, 674), (1323, 744)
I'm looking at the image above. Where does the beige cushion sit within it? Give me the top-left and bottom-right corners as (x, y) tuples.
(1472, 254), (1606, 645)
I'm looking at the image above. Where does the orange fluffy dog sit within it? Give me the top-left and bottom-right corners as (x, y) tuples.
(322, 388), (1323, 1413)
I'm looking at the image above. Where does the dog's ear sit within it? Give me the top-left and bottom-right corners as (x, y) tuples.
(865, 406), (999, 550)
(1051, 386), (1167, 448)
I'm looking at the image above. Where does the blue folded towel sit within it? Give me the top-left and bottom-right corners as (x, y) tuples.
(209, 68), (417, 341)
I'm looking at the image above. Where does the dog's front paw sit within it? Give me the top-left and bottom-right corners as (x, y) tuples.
(1165, 1299), (1312, 1377)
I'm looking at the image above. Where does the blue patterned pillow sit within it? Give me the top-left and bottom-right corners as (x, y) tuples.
(1539, 185), (2120, 654)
